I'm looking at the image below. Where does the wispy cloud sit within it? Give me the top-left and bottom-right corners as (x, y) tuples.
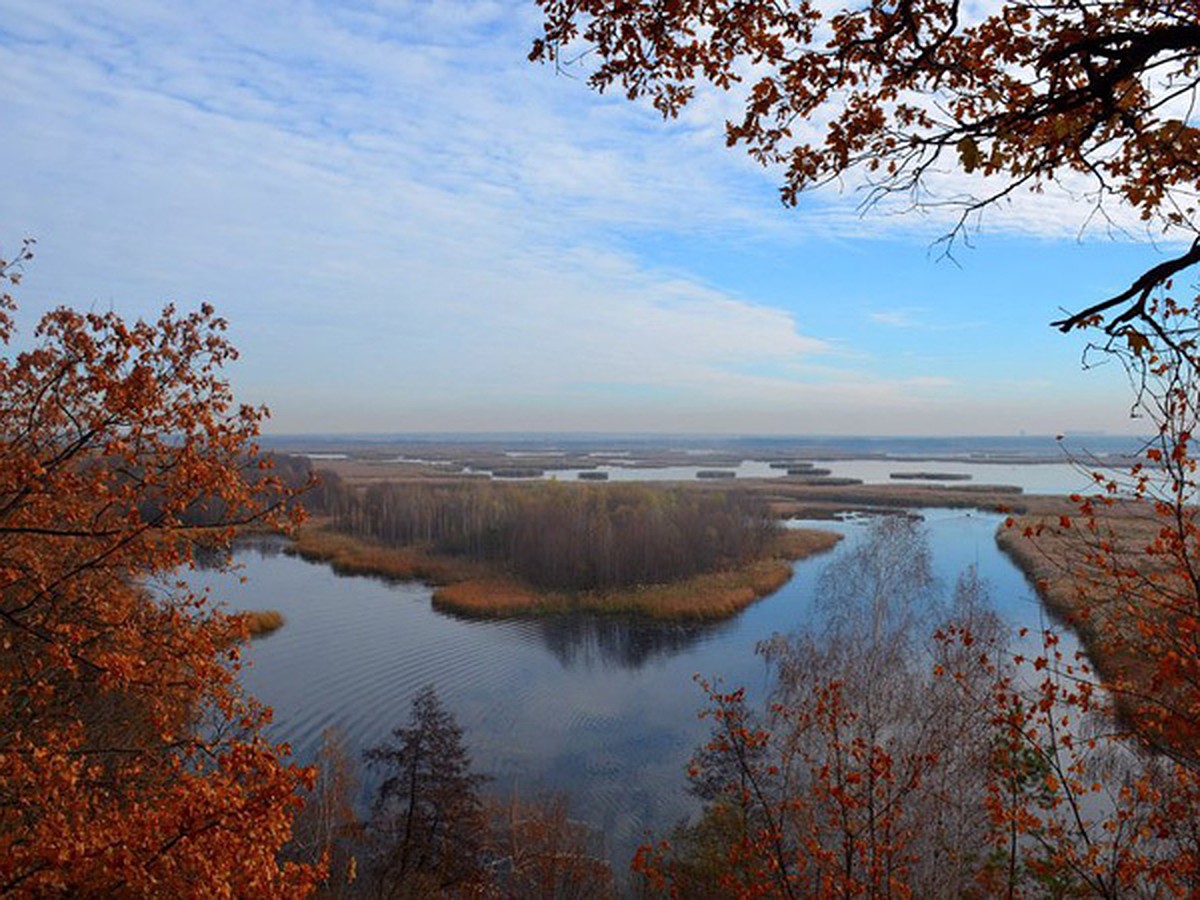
(870, 310), (921, 328)
(904, 376), (955, 389)
(0, 1), (1151, 434)
(869, 308), (986, 331)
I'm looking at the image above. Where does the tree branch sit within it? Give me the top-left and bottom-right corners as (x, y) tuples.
(1052, 237), (1200, 334)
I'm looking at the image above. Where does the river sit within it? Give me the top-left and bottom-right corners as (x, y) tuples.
(184, 507), (1079, 870)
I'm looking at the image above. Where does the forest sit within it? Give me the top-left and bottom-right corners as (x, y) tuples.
(310, 475), (779, 591)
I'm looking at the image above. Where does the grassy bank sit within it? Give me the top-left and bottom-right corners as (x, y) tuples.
(995, 503), (1184, 740)
(289, 526), (473, 584)
(290, 525), (841, 620)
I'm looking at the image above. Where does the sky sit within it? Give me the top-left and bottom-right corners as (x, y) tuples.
(0, 1), (1184, 436)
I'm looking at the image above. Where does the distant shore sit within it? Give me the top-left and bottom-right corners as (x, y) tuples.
(280, 434), (1143, 502)
(261, 432), (1144, 467)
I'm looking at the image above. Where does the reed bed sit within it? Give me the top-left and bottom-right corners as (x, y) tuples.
(288, 527), (474, 585)
(242, 609), (286, 637)
(433, 556), (815, 621)
(289, 522), (842, 621)
(996, 504), (1186, 737)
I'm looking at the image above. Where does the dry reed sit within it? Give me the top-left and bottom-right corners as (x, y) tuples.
(996, 505), (1186, 738)
(242, 609), (285, 637)
(290, 523), (842, 621)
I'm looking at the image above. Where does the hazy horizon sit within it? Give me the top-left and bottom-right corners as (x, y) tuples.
(258, 431), (1147, 462)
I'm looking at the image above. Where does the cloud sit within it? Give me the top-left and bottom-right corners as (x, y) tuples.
(0, 1), (1154, 435)
(870, 310), (920, 328)
(903, 376), (955, 389)
(868, 308), (986, 332)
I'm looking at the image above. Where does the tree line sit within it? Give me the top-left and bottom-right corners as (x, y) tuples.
(310, 476), (779, 591)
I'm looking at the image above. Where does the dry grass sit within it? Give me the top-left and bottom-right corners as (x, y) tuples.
(288, 527), (479, 585)
(290, 522), (842, 621)
(759, 482), (1037, 520)
(996, 503), (1163, 640)
(242, 609), (286, 638)
(775, 527), (844, 560)
(432, 528), (845, 620)
(433, 557), (808, 621)
(995, 501), (1191, 738)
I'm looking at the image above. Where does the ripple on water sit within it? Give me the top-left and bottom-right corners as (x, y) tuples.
(190, 513), (1079, 872)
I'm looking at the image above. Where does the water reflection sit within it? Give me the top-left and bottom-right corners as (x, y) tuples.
(533, 615), (731, 670)
(190, 543), (234, 571)
(277, 541), (732, 671)
(191, 533), (286, 571)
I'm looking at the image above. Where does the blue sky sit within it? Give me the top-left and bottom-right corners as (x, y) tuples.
(0, 1), (1178, 435)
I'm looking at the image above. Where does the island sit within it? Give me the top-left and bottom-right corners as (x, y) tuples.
(278, 445), (1065, 621)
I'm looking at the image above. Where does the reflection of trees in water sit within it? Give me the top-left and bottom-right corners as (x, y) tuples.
(282, 541), (723, 669)
(191, 534), (289, 571)
(657, 517), (1010, 896)
(238, 534), (288, 558)
(192, 535), (288, 571)
(534, 615), (731, 670)
(190, 543), (233, 571)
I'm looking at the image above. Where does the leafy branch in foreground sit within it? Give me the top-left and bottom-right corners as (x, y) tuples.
(0, 242), (316, 894)
(532, 0), (1200, 349)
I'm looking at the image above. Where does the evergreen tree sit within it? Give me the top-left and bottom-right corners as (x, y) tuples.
(363, 687), (489, 898)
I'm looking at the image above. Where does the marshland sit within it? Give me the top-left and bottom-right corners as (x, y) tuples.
(186, 435), (1147, 875)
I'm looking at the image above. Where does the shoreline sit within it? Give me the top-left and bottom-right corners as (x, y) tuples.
(288, 477), (1067, 620)
(994, 502), (1185, 744)
(283, 473), (1179, 728)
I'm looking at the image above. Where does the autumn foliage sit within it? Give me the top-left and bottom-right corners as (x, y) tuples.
(0, 241), (316, 895)
(532, 0), (1200, 343)
(636, 520), (1200, 897)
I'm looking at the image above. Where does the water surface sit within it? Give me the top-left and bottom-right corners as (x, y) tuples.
(187, 509), (1076, 867)
(502, 459), (1116, 494)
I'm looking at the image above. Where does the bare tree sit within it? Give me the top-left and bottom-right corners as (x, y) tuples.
(288, 728), (363, 898)
(485, 789), (616, 899)
(647, 519), (1008, 896)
